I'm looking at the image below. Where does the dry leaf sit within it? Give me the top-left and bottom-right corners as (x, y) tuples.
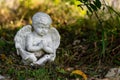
(0, 54), (6, 61)
(6, 58), (13, 64)
(71, 70), (87, 80)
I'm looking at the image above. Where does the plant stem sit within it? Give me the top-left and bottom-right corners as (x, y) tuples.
(94, 11), (106, 57)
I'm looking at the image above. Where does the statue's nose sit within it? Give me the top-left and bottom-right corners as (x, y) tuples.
(42, 29), (46, 32)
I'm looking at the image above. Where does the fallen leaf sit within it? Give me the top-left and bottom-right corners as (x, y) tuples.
(0, 54), (6, 61)
(6, 58), (13, 64)
(71, 70), (87, 80)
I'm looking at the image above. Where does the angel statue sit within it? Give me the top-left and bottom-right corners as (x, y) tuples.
(14, 12), (60, 66)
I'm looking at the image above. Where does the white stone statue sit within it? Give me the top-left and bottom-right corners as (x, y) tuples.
(14, 12), (60, 66)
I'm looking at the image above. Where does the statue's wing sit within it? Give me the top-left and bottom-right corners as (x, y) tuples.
(49, 27), (60, 49)
(14, 25), (32, 55)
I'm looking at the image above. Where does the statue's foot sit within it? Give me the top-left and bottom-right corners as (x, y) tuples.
(30, 61), (45, 66)
(28, 54), (37, 62)
(30, 54), (51, 66)
(30, 62), (39, 66)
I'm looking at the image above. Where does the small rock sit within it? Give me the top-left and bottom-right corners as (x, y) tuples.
(73, 40), (81, 45)
(105, 68), (120, 78)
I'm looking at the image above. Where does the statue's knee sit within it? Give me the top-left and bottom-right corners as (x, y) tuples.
(49, 55), (56, 61)
(27, 54), (37, 62)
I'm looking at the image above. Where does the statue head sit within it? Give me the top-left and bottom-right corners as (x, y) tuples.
(32, 12), (52, 36)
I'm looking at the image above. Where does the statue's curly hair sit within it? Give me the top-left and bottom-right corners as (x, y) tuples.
(32, 12), (52, 25)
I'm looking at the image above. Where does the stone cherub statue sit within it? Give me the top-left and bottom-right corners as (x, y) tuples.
(14, 12), (60, 66)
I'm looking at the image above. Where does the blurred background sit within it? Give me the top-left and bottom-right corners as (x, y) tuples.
(0, 0), (86, 28)
(0, 0), (120, 79)
(0, 0), (120, 28)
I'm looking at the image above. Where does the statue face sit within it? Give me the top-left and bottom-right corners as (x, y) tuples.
(33, 22), (50, 36)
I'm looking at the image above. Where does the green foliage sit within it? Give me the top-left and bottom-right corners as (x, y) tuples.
(78, 0), (101, 12)
(5, 67), (50, 80)
(57, 67), (67, 74)
(0, 39), (6, 47)
(77, 0), (120, 59)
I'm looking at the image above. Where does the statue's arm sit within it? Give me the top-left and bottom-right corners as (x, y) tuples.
(43, 46), (54, 54)
(42, 41), (54, 54)
(26, 35), (42, 52)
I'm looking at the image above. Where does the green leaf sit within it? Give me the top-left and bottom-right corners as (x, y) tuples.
(93, 0), (101, 9)
(0, 40), (6, 47)
(113, 59), (120, 65)
(78, 5), (84, 10)
(57, 67), (67, 74)
(78, 0), (84, 3)
(101, 30), (106, 55)
(90, 3), (98, 11)
(18, 76), (25, 80)
(83, 0), (88, 2)
(86, 5), (93, 13)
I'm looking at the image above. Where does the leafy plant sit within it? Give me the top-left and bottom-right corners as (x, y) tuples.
(78, 0), (101, 13)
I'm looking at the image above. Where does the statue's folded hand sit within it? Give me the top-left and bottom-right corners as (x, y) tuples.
(37, 41), (44, 49)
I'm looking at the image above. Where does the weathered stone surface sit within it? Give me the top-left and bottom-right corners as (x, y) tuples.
(14, 12), (60, 66)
